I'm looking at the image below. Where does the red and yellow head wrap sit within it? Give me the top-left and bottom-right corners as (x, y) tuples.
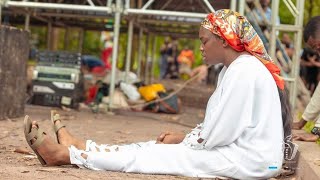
(201, 9), (284, 90)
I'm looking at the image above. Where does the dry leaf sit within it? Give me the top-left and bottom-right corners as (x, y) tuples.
(11, 133), (19, 137)
(113, 139), (127, 144)
(23, 155), (37, 160)
(107, 111), (115, 115)
(0, 146), (6, 152)
(170, 116), (180, 121)
(26, 162), (37, 166)
(314, 159), (320, 166)
(14, 147), (33, 155)
(36, 168), (61, 172)
(116, 130), (131, 135)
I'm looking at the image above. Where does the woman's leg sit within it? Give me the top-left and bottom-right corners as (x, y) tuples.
(28, 120), (155, 166)
(52, 112), (158, 154)
(28, 121), (236, 178)
(69, 142), (236, 178)
(53, 112), (157, 153)
(53, 113), (86, 150)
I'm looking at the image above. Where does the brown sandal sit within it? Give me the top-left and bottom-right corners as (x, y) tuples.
(24, 115), (47, 165)
(51, 110), (66, 144)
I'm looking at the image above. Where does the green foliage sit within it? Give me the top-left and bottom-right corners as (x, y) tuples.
(30, 26), (47, 50)
(303, 0), (320, 25)
(278, 0), (320, 47)
(279, 0), (296, 25)
(117, 33), (128, 69)
(67, 29), (80, 52)
(193, 40), (203, 67)
(82, 31), (103, 57)
(279, 0), (320, 25)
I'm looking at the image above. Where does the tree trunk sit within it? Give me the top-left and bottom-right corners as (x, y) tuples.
(0, 26), (29, 120)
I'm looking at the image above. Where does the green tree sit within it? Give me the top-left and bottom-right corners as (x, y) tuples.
(279, 0), (320, 25)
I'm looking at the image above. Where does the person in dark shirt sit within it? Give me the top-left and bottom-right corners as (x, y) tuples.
(300, 48), (320, 94)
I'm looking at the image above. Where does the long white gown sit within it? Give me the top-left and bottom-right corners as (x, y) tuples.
(69, 54), (284, 179)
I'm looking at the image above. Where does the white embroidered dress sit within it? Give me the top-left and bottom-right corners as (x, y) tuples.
(69, 55), (284, 179)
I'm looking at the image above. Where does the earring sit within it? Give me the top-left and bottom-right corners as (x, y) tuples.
(222, 40), (228, 47)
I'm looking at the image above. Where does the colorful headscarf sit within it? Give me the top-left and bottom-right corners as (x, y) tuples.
(201, 9), (284, 90)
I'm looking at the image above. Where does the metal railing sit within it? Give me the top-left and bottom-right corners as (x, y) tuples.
(2, 0), (305, 109)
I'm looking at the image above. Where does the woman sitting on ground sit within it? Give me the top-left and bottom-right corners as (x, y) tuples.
(24, 9), (292, 179)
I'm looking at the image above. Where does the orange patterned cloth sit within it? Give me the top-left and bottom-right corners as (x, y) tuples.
(201, 9), (284, 90)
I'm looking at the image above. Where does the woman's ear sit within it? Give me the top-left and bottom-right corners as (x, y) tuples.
(222, 40), (228, 47)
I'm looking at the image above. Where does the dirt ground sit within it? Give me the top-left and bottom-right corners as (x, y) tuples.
(0, 104), (208, 180)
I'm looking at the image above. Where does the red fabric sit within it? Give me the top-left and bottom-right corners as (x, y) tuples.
(101, 47), (112, 70)
(265, 62), (284, 90)
(91, 66), (107, 76)
(86, 85), (98, 104)
(201, 10), (285, 90)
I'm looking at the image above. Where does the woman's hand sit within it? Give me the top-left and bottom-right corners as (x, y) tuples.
(156, 132), (186, 144)
(190, 65), (208, 83)
(293, 133), (319, 142)
(292, 119), (307, 130)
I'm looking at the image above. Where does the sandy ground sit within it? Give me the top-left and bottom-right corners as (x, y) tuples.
(0, 105), (209, 180)
(0, 75), (304, 180)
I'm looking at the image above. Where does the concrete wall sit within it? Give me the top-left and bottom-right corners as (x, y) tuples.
(0, 26), (29, 120)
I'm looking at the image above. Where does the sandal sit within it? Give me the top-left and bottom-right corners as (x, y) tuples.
(50, 110), (66, 143)
(24, 115), (47, 165)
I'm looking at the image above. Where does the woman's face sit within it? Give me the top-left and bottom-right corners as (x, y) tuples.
(199, 27), (225, 65)
(306, 35), (320, 55)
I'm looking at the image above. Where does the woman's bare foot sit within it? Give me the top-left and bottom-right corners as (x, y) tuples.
(30, 121), (71, 166)
(53, 117), (86, 150)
